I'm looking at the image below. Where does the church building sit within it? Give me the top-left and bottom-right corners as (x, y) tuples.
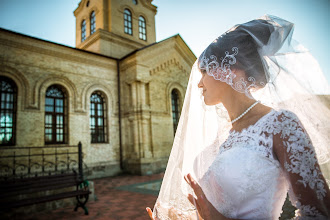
(0, 0), (196, 178)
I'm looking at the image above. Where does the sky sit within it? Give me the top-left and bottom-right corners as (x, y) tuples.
(0, 0), (329, 83)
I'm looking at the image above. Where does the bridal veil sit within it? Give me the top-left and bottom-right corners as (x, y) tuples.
(152, 15), (330, 219)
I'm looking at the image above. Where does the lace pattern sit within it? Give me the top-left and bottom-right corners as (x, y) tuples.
(221, 110), (276, 160)
(154, 109), (328, 219)
(199, 109), (328, 219)
(276, 111), (327, 200)
(198, 47), (262, 99)
(293, 202), (324, 219)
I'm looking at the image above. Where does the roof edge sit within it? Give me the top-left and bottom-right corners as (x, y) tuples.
(0, 27), (119, 61)
(120, 33), (195, 61)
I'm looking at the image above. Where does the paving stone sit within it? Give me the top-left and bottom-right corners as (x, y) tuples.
(19, 173), (164, 220)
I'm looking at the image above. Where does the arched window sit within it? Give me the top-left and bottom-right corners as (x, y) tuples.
(139, 16), (146, 40)
(45, 85), (68, 144)
(90, 11), (96, 35)
(90, 92), (107, 143)
(124, 9), (132, 35)
(0, 77), (17, 146)
(132, 0), (138, 5)
(171, 90), (180, 135)
(81, 20), (86, 42)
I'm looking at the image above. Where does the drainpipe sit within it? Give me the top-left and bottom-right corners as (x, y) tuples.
(117, 60), (123, 170)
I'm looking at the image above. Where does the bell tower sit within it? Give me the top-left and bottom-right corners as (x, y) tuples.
(74, 0), (157, 58)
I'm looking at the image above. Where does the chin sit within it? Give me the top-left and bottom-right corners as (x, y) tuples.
(204, 97), (221, 106)
(203, 98), (214, 106)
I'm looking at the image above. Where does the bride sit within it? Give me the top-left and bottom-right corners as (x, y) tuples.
(147, 15), (330, 219)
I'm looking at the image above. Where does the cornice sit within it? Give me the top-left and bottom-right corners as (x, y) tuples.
(140, 0), (157, 13)
(79, 29), (146, 54)
(119, 1), (157, 14)
(100, 29), (146, 48)
(149, 58), (189, 76)
(73, 0), (86, 16)
(78, 29), (102, 49)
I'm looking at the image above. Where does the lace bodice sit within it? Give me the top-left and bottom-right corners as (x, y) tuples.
(199, 109), (329, 219)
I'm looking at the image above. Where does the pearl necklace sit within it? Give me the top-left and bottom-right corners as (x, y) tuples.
(231, 100), (260, 124)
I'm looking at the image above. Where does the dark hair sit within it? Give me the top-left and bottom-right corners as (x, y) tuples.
(198, 19), (273, 86)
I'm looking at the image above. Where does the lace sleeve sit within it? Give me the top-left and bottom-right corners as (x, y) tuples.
(273, 111), (330, 219)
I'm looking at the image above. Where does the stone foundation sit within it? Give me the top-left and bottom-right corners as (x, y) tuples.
(123, 158), (168, 175)
(85, 162), (122, 179)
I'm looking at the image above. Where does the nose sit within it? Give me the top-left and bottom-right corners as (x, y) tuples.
(198, 78), (203, 88)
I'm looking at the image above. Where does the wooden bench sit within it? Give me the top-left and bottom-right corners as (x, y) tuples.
(0, 171), (90, 215)
(0, 142), (91, 215)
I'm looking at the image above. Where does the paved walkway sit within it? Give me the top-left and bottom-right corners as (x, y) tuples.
(22, 172), (164, 220)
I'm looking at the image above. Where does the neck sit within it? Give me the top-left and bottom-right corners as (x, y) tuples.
(221, 92), (257, 123)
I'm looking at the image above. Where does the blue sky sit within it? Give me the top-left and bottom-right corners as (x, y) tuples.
(0, 0), (329, 83)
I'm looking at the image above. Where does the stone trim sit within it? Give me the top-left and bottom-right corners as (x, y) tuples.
(36, 74), (79, 113)
(0, 65), (30, 111)
(88, 6), (100, 16)
(137, 12), (150, 24)
(166, 82), (185, 115)
(81, 82), (116, 116)
(118, 5), (136, 17)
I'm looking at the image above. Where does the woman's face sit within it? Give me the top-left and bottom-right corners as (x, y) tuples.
(198, 69), (228, 105)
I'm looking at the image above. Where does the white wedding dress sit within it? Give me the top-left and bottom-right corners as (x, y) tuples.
(197, 109), (328, 219)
